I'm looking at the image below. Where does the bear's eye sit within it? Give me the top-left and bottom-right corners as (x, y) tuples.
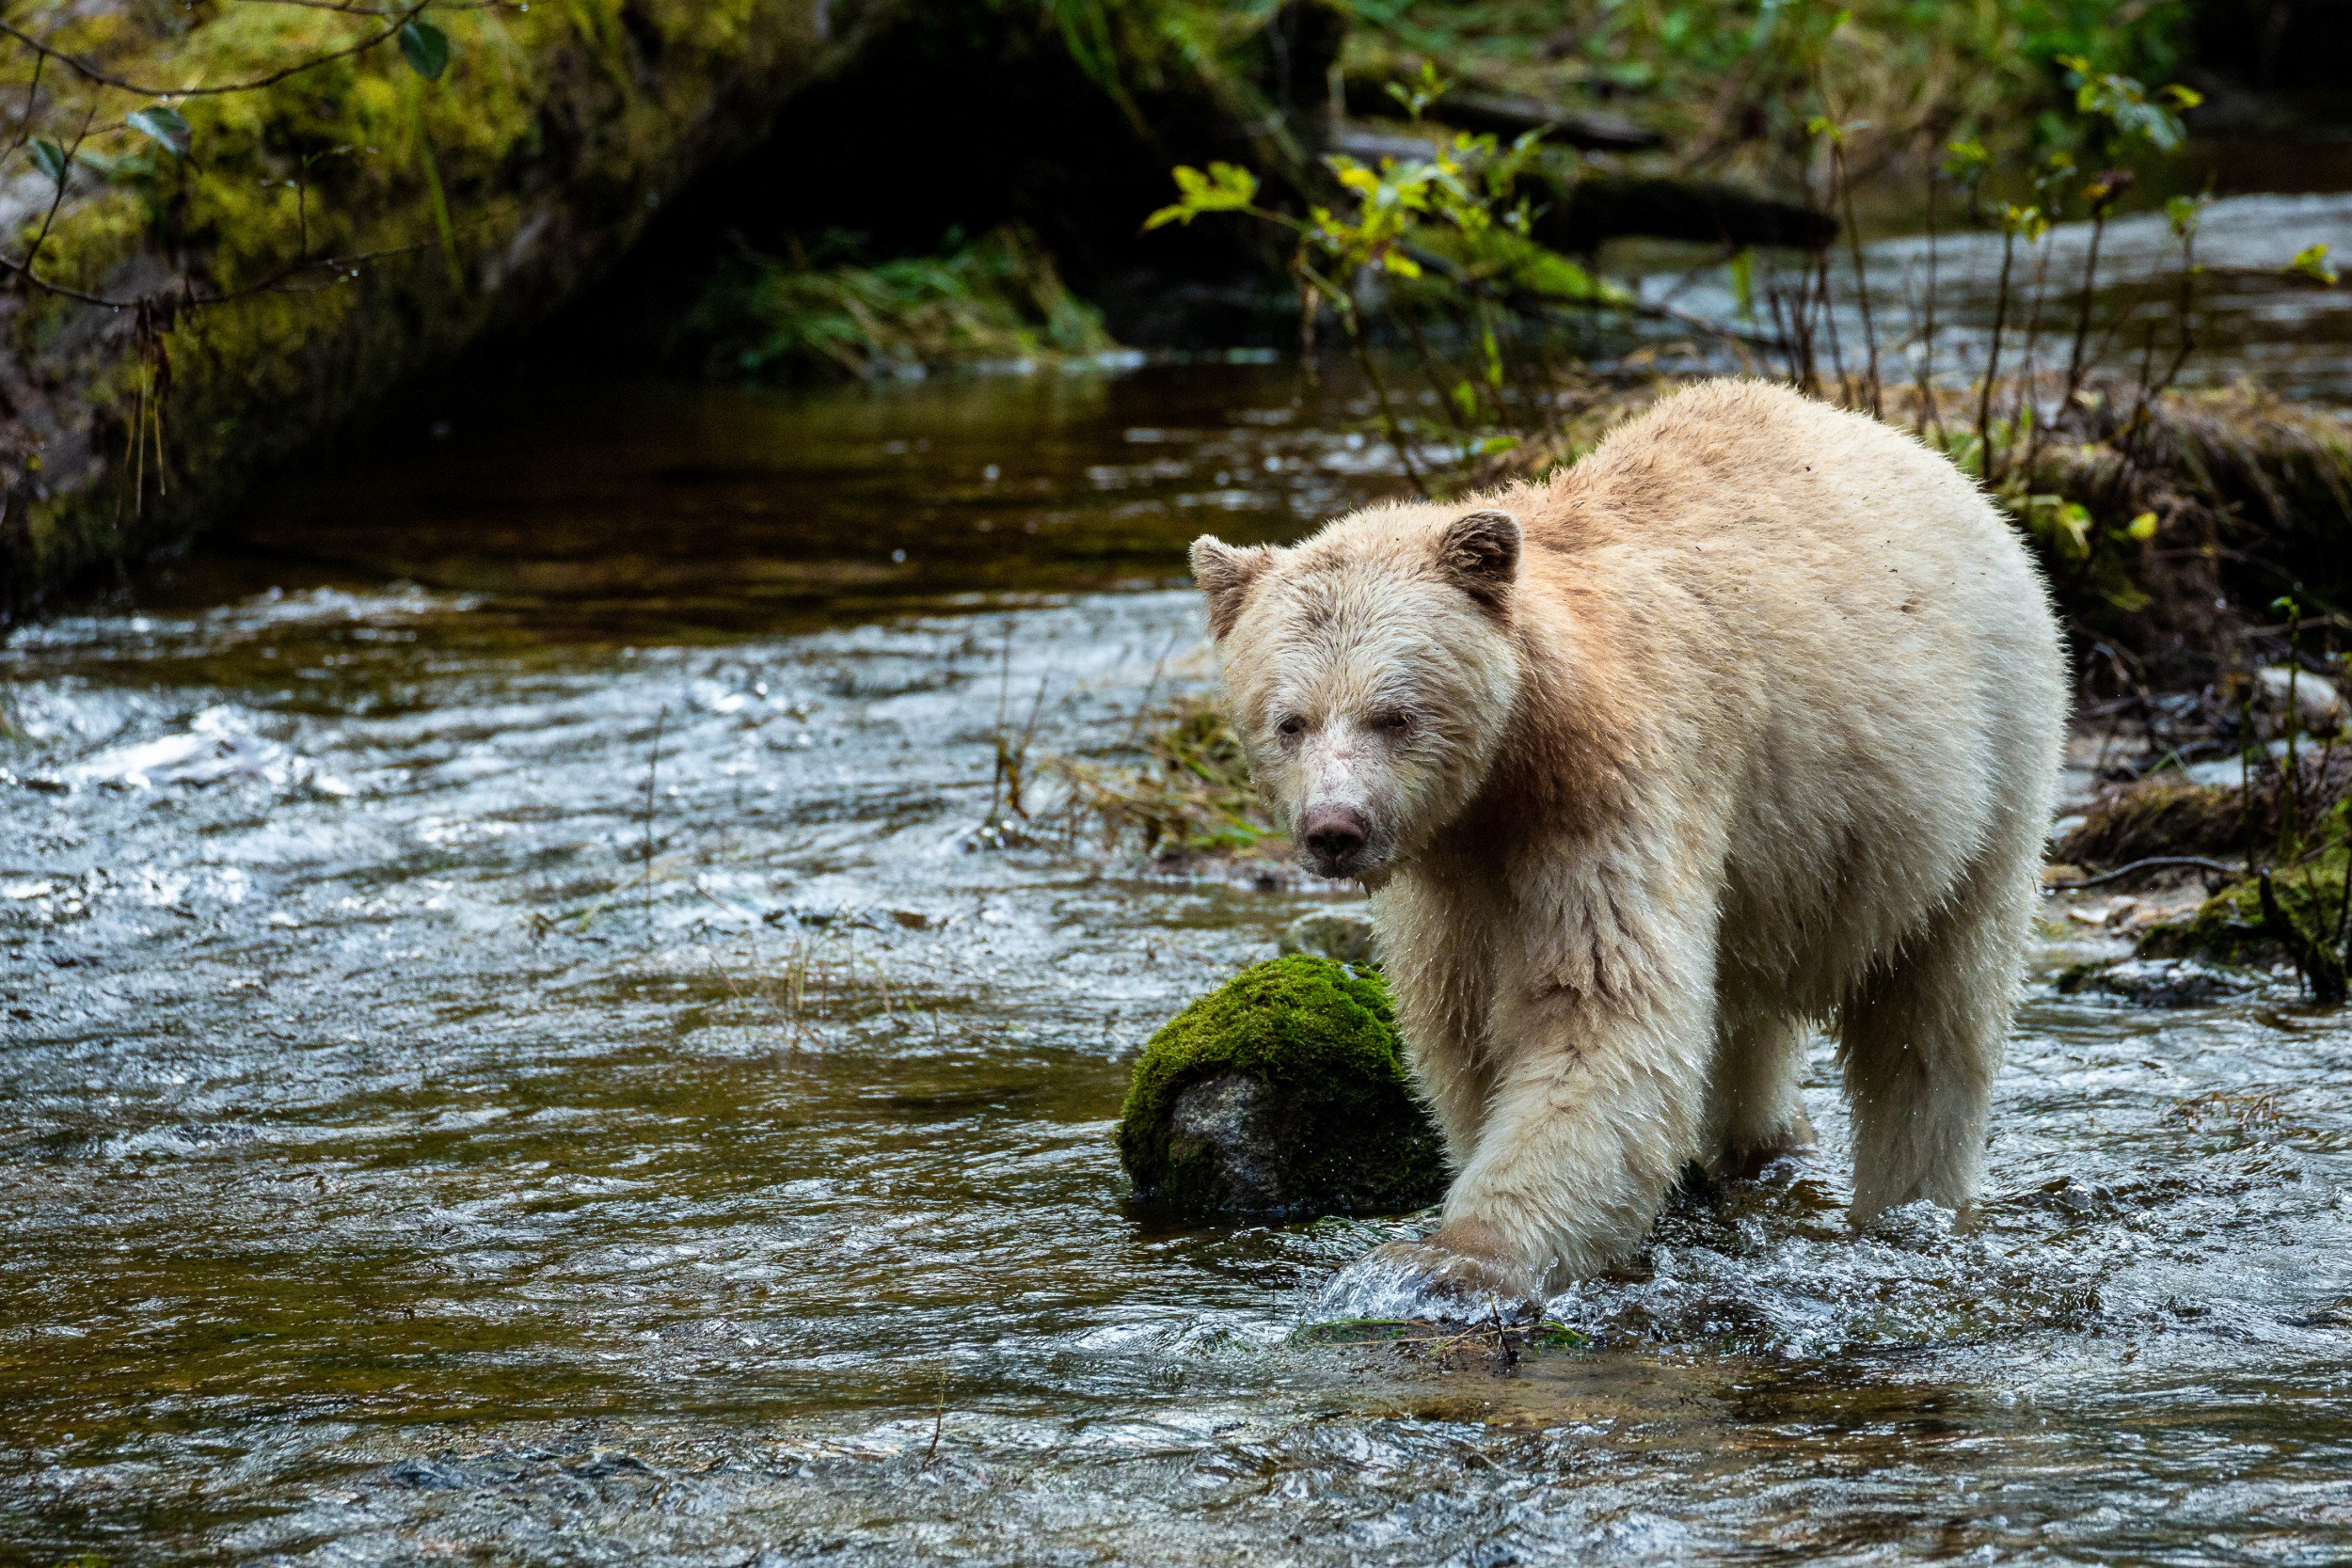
(1372, 711), (1412, 736)
(1276, 715), (1305, 740)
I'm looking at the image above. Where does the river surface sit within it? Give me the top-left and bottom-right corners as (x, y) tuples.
(7, 343), (2352, 1567)
(1626, 188), (2352, 402)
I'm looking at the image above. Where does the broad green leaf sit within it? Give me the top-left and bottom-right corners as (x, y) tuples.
(1143, 162), (1256, 229)
(1942, 140), (1991, 180)
(2283, 244), (2339, 286)
(2126, 512), (2158, 541)
(126, 106), (190, 157)
(28, 138), (66, 186)
(399, 20), (452, 81)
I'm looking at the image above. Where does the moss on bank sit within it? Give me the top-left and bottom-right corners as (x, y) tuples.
(679, 224), (1119, 380)
(1117, 956), (1446, 1216)
(2137, 843), (2351, 969)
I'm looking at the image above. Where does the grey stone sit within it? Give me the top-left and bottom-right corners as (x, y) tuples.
(2253, 665), (2345, 738)
(1279, 911), (1378, 965)
(1168, 1074), (1287, 1210)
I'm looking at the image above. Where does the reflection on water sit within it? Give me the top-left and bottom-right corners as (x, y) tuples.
(7, 356), (2352, 1565)
(206, 357), (1414, 633)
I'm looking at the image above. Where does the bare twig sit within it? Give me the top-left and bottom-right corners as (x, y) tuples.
(2045, 856), (2240, 889)
(0, 6), (425, 100)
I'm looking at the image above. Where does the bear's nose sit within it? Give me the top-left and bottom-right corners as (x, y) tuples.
(1300, 807), (1369, 871)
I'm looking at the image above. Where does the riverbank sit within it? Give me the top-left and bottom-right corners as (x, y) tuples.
(9, 0), (2346, 616)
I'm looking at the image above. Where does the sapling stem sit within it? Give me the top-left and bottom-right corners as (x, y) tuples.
(1976, 226), (2017, 483)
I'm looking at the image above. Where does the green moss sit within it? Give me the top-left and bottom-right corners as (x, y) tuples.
(5, 0), (834, 608)
(1116, 956), (1447, 1216)
(682, 224), (1119, 380)
(2137, 845), (2351, 967)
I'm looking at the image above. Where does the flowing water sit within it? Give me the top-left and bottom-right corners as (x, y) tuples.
(7, 336), (2352, 1564)
(1626, 188), (2352, 402)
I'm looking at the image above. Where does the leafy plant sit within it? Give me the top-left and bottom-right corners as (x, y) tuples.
(1150, 68), (1631, 493)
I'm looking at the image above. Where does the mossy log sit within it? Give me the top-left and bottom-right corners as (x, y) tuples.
(1, 0), (904, 614)
(1116, 956), (1446, 1217)
(1530, 173), (1836, 253)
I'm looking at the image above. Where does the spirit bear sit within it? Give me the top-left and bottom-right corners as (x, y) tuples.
(1189, 379), (2067, 1315)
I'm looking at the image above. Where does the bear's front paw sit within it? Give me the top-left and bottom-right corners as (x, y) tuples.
(1338, 1222), (1547, 1324)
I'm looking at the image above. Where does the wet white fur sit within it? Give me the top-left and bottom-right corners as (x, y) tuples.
(1195, 379), (2068, 1290)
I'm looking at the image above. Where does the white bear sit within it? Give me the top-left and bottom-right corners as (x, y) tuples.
(1189, 379), (2068, 1315)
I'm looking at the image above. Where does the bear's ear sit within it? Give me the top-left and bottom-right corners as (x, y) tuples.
(1436, 509), (1520, 612)
(1190, 535), (1275, 640)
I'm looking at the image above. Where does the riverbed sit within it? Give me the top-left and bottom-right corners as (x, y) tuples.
(7, 330), (2352, 1563)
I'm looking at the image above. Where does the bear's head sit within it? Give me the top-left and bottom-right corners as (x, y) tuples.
(1190, 505), (1525, 883)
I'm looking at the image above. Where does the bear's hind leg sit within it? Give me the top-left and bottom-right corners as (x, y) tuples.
(1707, 1015), (1815, 1180)
(1836, 852), (2032, 1226)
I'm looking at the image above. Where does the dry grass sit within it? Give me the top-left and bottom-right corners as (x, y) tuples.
(1047, 692), (1275, 857)
(2163, 1088), (2289, 1136)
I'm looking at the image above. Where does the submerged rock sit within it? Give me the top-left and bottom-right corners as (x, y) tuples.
(1116, 956), (1444, 1217)
(2058, 957), (2264, 1008)
(1277, 911), (1378, 965)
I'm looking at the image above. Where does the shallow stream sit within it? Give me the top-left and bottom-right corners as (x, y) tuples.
(7, 342), (2352, 1563)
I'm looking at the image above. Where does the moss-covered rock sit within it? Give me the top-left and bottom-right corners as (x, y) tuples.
(1116, 956), (1445, 1217)
(2136, 846), (2350, 968)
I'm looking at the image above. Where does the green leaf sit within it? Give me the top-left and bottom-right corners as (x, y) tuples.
(2126, 511), (2158, 541)
(2163, 193), (2208, 242)
(399, 20), (451, 81)
(28, 138), (67, 186)
(1143, 161), (1258, 229)
(2283, 243), (2339, 287)
(126, 105), (191, 158)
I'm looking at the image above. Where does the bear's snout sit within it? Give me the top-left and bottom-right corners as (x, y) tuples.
(1299, 805), (1371, 878)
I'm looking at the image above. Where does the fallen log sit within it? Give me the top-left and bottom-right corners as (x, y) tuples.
(1342, 76), (1661, 152)
(1534, 174), (1837, 253)
(1325, 127), (1834, 251)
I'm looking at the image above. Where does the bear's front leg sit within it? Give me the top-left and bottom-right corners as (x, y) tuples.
(1359, 976), (1713, 1317)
